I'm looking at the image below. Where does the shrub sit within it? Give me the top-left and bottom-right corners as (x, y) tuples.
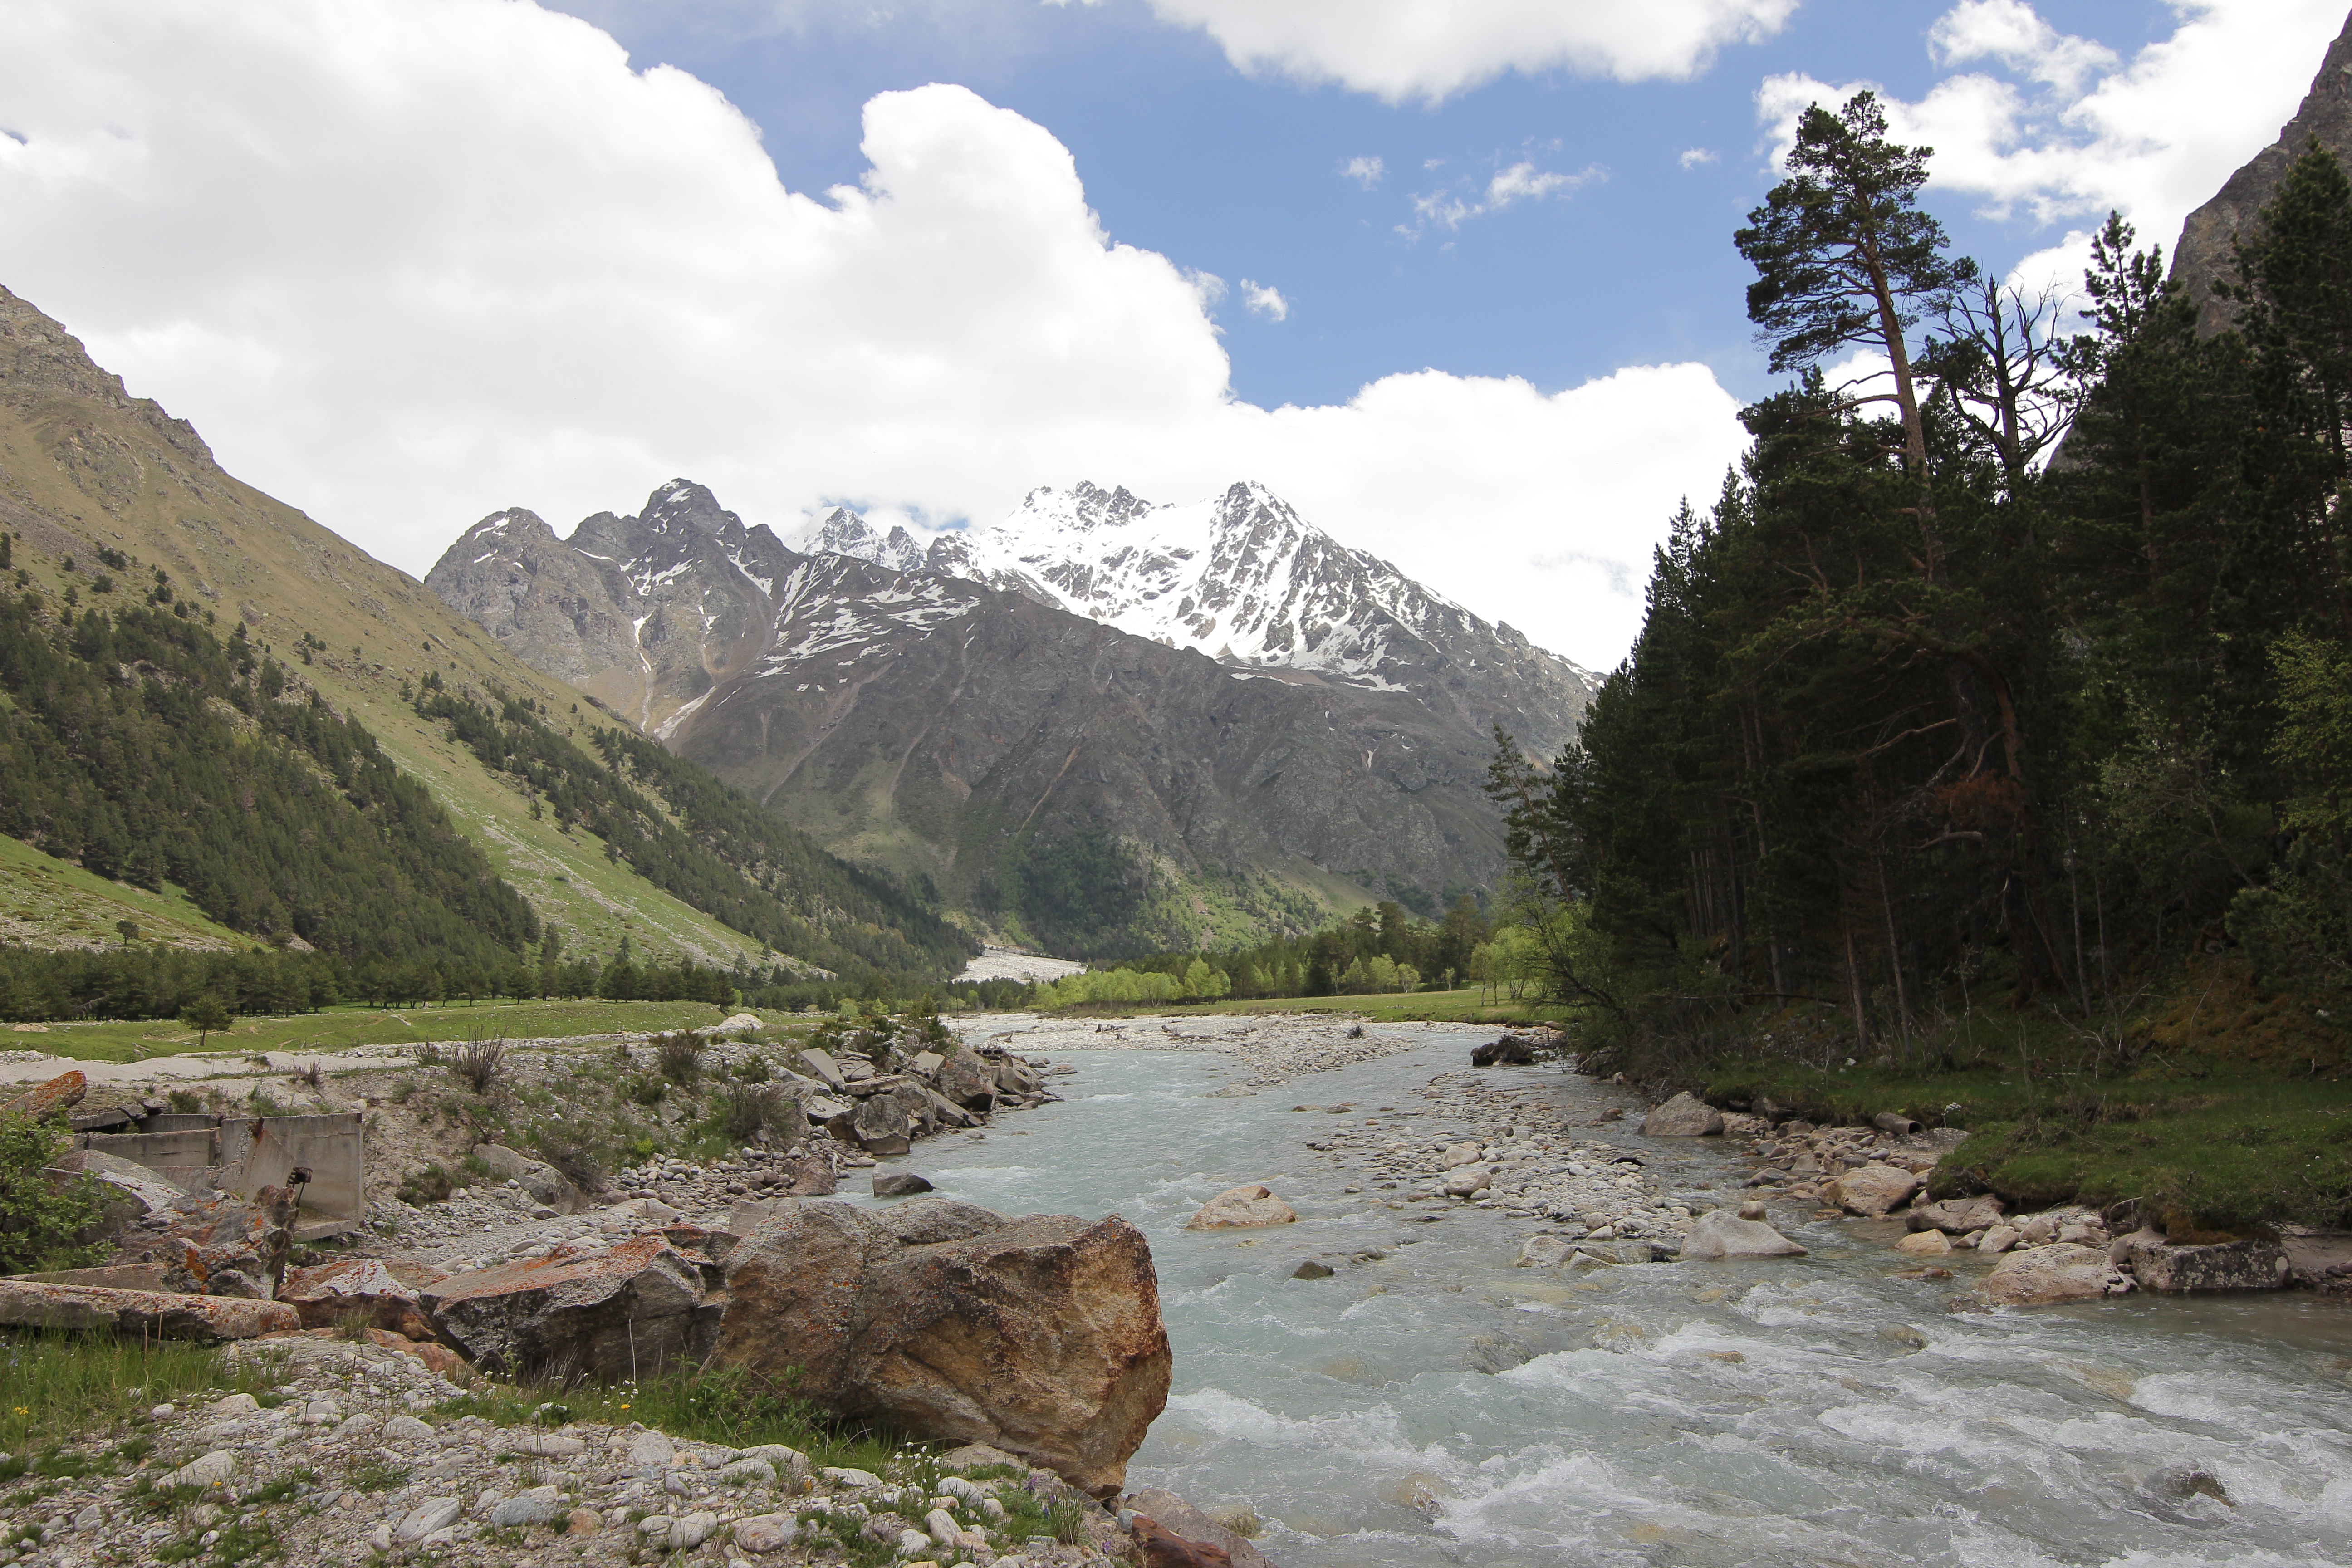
(397, 1164), (454, 1206)
(532, 1125), (607, 1196)
(450, 1038), (507, 1095)
(656, 1032), (702, 1086)
(0, 1112), (107, 1274)
(720, 1084), (793, 1143)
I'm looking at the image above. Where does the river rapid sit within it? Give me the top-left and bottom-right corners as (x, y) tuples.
(877, 1025), (2352, 1567)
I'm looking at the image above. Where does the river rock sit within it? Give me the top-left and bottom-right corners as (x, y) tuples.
(1895, 1229), (1952, 1256)
(1680, 1209), (1807, 1259)
(1517, 1235), (1574, 1268)
(419, 1233), (723, 1381)
(1640, 1093), (1724, 1137)
(1441, 1166), (1492, 1198)
(873, 1170), (935, 1198)
(848, 1093), (913, 1156)
(937, 1051), (998, 1111)
(1977, 1223), (2021, 1255)
(1133, 1514), (1236, 1568)
(715, 1196), (1171, 1498)
(1184, 1185), (1298, 1229)
(278, 1257), (436, 1340)
(1983, 1242), (2132, 1306)
(2278, 1225), (2352, 1288)
(4, 1069), (86, 1121)
(1908, 1196), (2004, 1234)
(2120, 1231), (2290, 1292)
(1470, 1035), (1535, 1067)
(1125, 1488), (1277, 1568)
(1822, 1166), (1920, 1217)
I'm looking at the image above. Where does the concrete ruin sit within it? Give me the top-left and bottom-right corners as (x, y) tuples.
(75, 1110), (365, 1240)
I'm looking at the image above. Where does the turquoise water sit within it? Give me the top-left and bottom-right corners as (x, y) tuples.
(865, 1031), (2352, 1567)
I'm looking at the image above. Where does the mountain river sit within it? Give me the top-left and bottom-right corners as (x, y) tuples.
(854, 1026), (2352, 1567)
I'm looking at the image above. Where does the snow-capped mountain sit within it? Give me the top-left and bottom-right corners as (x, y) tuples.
(426, 476), (1593, 953)
(818, 480), (1592, 758)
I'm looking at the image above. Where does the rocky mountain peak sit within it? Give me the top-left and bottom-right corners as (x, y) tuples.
(787, 506), (926, 573)
(2171, 9), (2352, 331)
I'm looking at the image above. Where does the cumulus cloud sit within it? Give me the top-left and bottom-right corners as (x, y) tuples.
(1238, 279), (1289, 321)
(1338, 154), (1385, 189)
(1678, 147), (1718, 169)
(0, 0), (1742, 668)
(1756, 1), (2347, 294)
(1112, 0), (1798, 103)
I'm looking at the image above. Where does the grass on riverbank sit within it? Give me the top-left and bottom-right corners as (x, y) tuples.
(1697, 958), (2352, 1231)
(0, 1332), (281, 1460)
(12, 999), (766, 1065)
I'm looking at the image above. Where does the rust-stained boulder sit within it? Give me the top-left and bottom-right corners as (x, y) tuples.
(420, 1234), (723, 1382)
(137, 1186), (301, 1299)
(1133, 1515), (1235, 1568)
(1125, 1490), (1277, 1568)
(279, 1257), (438, 1339)
(715, 1196), (1171, 1499)
(0, 1279), (298, 1341)
(4, 1069), (87, 1122)
(936, 1052), (997, 1112)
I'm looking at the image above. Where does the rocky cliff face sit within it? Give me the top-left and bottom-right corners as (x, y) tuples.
(2171, 8), (2352, 330)
(428, 480), (1576, 951)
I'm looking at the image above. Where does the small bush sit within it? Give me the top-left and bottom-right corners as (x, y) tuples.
(0, 1111), (107, 1274)
(166, 1089), (202, 1114)
(735, 1055), (771, 1083)
(720, 1083), (793, 1143)
(397, 1164), (454, 1206)
(532, 1125), (607, 1196)
(629, 1076), (668, 1106)
(656, 1032), (703, 1086)
(451, 1038), (507, 1095)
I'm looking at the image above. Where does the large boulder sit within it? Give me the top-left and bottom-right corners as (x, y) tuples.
(1821, 1166), (1920, 1218)
(1470, 1035), (1535, 1067)
(472, 1144), (586, 1214)
(2119, 1230), (2290, 1293)
(143, 1186), (301, 1299)
(279, 1257), (437, 1340)
(0, 1279), (297, 1341)
(1908, 1196), (2004, 1234)
(1680, 1209), (1807, 1259)
(4, 1070), (87, 1122)
(1183, 1186), (1298, 1229)
(1983, 1243), (2133, 1307)
(420, 1234), (723, 1381)
(1124, 1490), (1276, 1568)
(1640, 1092), (1724, 1137)
(768, 1145), (838, 1197)
(715, 1197), (1171, 1499)
(848, 1093), (913, 1156)
(936, 1052), (998, 1112)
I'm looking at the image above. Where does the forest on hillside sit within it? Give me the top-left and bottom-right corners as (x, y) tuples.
(1489, 96), (2352, 1073)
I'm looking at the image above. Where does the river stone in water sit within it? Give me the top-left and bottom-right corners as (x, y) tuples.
(1895, 1229), (1953, 1256)
(1910, 1196), (2005, 1234)
(1822, 1166), (1920, 1217)
(1983, 1242), (2133, 1306)
(715, 1196), (1171, 1498)
(2119, 1231), (2290, 1292)
(1680, 1209), (1806, 1259)
(1640, 1092), (1724, 1137)
(1185, 1185), (1298, 1229)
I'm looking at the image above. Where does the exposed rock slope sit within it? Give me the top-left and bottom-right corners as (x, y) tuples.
(2171, 8), (2352, 329)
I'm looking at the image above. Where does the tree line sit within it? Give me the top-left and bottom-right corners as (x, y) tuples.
(1490, 95), (2352, 1071)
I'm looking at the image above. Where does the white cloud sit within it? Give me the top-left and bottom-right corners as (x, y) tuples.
(1756, 2), (2347, 294)
(1238, 279), (1289, 321)
(1678, 147), (1718, 169)
(0, 0), (1742, 669)
(1404, 159), (1602, 235)
(1116, 0), (1798, 103)
(1338, 154), (1385, 190)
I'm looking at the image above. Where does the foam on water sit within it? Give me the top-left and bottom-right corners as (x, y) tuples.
(883, 1032), (2352, 1565)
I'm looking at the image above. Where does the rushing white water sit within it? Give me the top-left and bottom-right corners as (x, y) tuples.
(871, 1030), (2352, 1567)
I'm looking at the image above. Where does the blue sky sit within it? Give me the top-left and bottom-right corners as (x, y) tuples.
(0, 1), (2340, 665)
(559, 0), (2188, 411)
